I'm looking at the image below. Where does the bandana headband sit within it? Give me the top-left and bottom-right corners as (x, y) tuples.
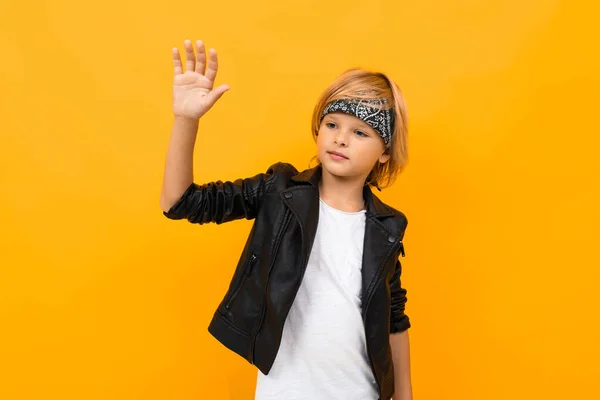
(320, 97), (395, 148)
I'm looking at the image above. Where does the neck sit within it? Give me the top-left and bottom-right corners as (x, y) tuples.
(318, 166), (367, 213)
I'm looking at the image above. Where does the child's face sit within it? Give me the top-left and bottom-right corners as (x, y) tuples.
(316, 112), (390, 182)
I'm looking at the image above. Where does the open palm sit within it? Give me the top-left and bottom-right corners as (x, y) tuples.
(172, 40), (230, 120)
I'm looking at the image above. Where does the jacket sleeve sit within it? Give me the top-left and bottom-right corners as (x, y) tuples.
(162, 162), (288, 225)
(389, 257), (411, 333)
(389, 219), (411, 333)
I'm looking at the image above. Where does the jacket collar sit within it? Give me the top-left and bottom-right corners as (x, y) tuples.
(290, 164), (395, 219)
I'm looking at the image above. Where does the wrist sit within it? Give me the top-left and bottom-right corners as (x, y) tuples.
(173, 115), (201, 133)
(171, 115), (200, 138)
(173, 114), (200, 124)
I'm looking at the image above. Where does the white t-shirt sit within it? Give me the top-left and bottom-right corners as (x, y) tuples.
(254, 197), (379, 400)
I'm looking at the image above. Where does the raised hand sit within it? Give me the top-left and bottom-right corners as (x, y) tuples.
(171, 39), (230, 120)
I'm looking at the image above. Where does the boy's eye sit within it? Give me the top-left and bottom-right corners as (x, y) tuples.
(356, 131), (367, 137)
(326, 122), (336, 128)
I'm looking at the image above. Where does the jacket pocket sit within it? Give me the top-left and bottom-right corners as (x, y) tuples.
(225, 254), (258, 310)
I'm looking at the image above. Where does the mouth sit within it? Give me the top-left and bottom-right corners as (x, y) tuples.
(327, 151), (349, 160)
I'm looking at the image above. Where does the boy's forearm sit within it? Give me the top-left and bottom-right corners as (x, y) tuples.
(390, 329), (413, 400)
(160, 116), (199, 212)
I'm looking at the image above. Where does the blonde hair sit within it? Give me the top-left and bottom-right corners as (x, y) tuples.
(309, 68), (409, 190)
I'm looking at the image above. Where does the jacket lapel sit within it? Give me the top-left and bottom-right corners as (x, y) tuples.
(281, 164), (399, 310)
(360, 209), (398, 313)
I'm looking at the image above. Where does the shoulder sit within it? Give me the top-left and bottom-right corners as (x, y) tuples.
(387, 204), (408, 226)
(391, 207), (408, 237)
(265, 161), (299, 182)
(266, 161), (299, 176)
(375, 195), (409, 237)
(263, 161), (299, 191)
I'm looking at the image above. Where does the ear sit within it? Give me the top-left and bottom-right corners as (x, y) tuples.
(378, 152), (390, 164)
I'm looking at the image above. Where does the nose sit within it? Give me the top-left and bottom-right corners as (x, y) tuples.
(334, 128), (350, 146)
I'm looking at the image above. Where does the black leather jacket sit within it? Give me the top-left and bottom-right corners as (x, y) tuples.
(163, 162), (411, 400)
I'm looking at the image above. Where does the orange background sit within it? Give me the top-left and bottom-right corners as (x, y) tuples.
(1, 1), (599, 399)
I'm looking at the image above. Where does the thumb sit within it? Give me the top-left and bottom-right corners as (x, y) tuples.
(205, 84), (230, 106)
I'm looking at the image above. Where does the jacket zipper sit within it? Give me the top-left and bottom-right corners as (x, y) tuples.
(250, 210), (293, 364)
(225, 254), (257, 310)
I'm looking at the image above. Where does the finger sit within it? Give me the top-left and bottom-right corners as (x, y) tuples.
(205, 48), (218, 83)
(195, 40), (206, 75)
(204, 84), (230, 106)
(184, 39), (195, 72)
(172, 47), (183, 76)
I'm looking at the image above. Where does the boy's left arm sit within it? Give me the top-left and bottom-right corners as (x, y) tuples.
(390, 329), (413, 400)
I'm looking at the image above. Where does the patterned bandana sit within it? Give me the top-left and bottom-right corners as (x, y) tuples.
(320, 97), (395, 148)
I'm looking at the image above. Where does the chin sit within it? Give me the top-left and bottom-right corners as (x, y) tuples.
(321, 159), (353, 177)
